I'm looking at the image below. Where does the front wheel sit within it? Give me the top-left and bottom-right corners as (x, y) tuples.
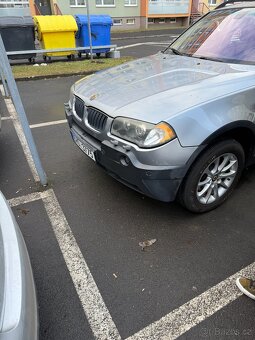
(179, 140), (245, 213)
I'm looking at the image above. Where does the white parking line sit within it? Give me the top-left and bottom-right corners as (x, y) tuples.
(128, 263), (255, 340)
(0, 84), (5, 96)
(29, 119), (67, 129)
(1, 116), (12, 121)
(42, 189), (121, 340)
(9, 189), (121, 340)
(117, 43), (146, 50)
(117, 41), (173, 51)
(8, 191), (42, 207)
(1, 114), (67, 129)
(112, 34), (178, 41)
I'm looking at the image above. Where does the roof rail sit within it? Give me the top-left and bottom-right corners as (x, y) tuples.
(216, 0), (255, 9)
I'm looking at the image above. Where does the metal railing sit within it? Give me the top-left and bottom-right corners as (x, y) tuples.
(199, 2), (210, 14)
(34, 3), (41, 15)
(0, 34), (47, 186)
(191, 1), (210, 15)
(54, 3), (62, 15)
(6, 45), (118, 57)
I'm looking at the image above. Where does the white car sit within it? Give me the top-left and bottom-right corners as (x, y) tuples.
(0, 192), (38, 340)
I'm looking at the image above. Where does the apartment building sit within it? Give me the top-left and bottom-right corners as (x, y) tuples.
(0, 0), (31, 16)
(50, 0), (141, 30)
(33, 0), (193, 30)
(54, 0), (193, 29)
(205, 0), (223, 11)
(142, 0), (191, 28)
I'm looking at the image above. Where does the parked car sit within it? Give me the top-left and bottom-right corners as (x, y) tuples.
(65, 0), (255, 213)
(0, 192), (38, 340)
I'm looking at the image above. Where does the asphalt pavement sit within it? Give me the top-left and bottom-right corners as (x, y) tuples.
(1, 30), (255, 340)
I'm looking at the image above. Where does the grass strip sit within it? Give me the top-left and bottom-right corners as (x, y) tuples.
(12, 57), (134, 80)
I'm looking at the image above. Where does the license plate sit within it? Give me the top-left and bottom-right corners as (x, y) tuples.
(72, 133), (96, 162)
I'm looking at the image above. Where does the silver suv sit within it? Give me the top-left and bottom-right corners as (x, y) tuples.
(65, 1), (255, 213)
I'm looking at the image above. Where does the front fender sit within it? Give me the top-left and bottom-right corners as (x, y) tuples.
(170, 87), (255, 147)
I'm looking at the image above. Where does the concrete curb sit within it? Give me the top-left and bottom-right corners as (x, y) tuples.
(14, 71), (95, 82)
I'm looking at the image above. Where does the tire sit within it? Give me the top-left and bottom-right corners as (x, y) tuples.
(179, 140), (245, 213)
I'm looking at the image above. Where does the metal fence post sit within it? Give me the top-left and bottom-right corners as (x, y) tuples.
(0, 34), (48, 186)
(86, 0), (94, 61)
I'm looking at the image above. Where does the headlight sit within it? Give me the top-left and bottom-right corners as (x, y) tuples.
(111, 117), (176, 148)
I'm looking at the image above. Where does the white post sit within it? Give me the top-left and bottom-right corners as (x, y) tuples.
(86, 0), (93, 61)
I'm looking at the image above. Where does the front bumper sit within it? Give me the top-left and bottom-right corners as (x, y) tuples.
(65, 104), (197, 202)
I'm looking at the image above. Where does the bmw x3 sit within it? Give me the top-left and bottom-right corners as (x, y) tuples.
(65, 0), (255, 212)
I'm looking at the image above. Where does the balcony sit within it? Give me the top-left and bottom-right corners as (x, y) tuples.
(148, 0), (190, 15)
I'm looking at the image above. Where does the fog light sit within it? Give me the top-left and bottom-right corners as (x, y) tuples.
(120, 156), (130, 166)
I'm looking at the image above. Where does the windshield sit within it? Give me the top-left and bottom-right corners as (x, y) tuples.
(167, 8), (255, 64)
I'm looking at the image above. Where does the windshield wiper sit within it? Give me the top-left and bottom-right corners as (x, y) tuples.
(193, 55), (225, 63)
(167, 48), (193, 57)
(168, 47), (183, 56)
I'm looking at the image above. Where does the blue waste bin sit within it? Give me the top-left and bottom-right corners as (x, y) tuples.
(75, 15), (112, 57)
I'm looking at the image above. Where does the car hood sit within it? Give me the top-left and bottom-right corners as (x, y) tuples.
(74, 53), (255, 123)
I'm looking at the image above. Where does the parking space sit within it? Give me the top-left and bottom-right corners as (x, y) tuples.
(10, 198), (94, 340)
(1, 30), (255, 339)
(0, 115), (38, 198)
(114, 33), (177, 58)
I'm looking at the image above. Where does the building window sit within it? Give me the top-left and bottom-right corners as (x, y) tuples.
(208, 0), (217, 5)
(148, 18), (155, 24)
(96, 0), (115, 6)
(113, 19), (122, 25)
(70, 0), (86, 6)
(0, 0), (29, 8)
(170, 18), (176, 23)
(158, 18), (166, 24)
(124, 0), (137, 6)
(126, 18), (135, 25)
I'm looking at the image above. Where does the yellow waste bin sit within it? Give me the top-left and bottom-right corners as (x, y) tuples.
(33, 15), (78, 60)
